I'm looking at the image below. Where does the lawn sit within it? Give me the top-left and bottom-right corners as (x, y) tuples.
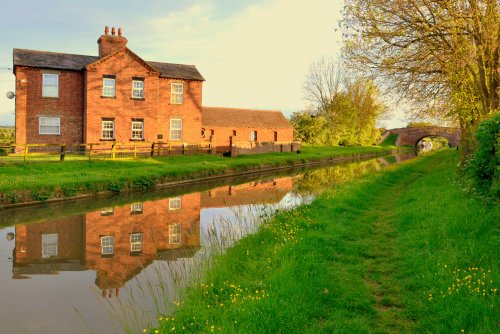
(0, 145), (394, 205)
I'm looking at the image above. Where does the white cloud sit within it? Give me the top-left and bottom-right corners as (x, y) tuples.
(135, 0), (344, 115)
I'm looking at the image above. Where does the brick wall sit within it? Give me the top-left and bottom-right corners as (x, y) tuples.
(15, 67), (84, 144)
(206, 126), (293, 152)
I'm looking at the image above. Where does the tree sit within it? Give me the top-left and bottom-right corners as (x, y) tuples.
(295, 58), (385, 146)
(342, 0), (499, 131)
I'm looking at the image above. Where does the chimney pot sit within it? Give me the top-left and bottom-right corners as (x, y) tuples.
(104, 26), (109, 35)
(111, 27), (116, 35)
(118, 28), (122, 36)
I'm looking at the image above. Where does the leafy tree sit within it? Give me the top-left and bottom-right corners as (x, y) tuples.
(342, 0), (499, 132)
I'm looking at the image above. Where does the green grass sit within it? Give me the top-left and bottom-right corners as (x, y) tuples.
(147, 150), (498, 333)
(381, 133), (398, 146)
(0, 145), (393, 205)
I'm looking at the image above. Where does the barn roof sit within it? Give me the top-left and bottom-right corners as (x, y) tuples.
(202, 107), (293, 129)
(13, 48), (205, 81)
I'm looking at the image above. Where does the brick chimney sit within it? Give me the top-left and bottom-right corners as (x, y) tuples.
(98, 26), (128, 58)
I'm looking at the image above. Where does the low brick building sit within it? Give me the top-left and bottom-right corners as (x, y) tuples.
(13, 27), (295, 151)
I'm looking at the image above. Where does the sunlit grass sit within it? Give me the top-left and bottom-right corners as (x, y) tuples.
(140, 150), (498, 333)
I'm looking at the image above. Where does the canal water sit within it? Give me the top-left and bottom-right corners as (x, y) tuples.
(0, 154), (413, 333)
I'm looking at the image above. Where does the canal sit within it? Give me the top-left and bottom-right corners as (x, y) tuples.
(0, 154), (414, 333)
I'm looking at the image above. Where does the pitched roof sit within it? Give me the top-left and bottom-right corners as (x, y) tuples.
(13, 48), (205, 81)
(202, 107), (293, 129)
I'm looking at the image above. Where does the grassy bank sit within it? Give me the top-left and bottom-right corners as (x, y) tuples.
(148, 150), (498, 333)
(0, 145), (392, 205)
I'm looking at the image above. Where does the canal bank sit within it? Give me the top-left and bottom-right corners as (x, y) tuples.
(147, 150), (498, 334)
(0, 146), (396, 208)
(0, 155), (402, 334)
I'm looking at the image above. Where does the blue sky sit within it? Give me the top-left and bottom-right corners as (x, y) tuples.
(0, 0), (406, 127)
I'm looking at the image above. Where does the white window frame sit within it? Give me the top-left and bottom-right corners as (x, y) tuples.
(170, 118), (182, 141)
(102, 77), (116, 97)
(39, 117), (61, 135)
(42, 73), (59, 98)
(170, 83), (184, 104)
(168, 197), (182, 210)
(250, 131), (257, 142)
(101, 120), (115, 140)
(130, 233), (143, 252)
(101, 236), (114, 255)
(42, 233), (58, 258)
(131, 120), (144, 140)
(169, 224), (181, 244)
(130, 203), (143, 214)
(132, 79), (144, 99)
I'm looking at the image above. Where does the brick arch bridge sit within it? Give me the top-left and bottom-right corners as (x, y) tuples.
(383, 126), (461, 147)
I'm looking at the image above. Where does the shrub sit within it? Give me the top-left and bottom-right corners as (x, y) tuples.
(464, 113), (500, 198)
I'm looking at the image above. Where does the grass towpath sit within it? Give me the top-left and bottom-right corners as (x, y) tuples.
(0, 145), (392, 205)
(148, 150), (498, 333)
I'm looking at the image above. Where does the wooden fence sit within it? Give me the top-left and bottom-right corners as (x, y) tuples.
(0, 141), (216, 162)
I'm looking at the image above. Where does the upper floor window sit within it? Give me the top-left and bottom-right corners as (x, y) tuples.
(101, 236), (114, 255)
(130, 203), (143, 214)
(42, 73), (59, 98)
(39, 117), (60, 135)
(250, 131), (257, 142)
(130, 233), (143, 252)
(131, 120), (144, 140)
(170, 119), (182, 141)
(171, 83), (183, 104)
(102, 76), (116, 97)
(132, 79), (144, 99)
(101, 119), (115, 140)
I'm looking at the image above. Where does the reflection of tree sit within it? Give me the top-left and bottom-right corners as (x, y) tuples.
(293, 159), (383, 196)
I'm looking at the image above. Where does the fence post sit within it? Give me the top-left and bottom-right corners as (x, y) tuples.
(168, 143), (171, 156)
(151, 142), (155, 157)
(111, 143), (116, 160)
(133, 144), (137, 159)
(88, 144), (93, 161)
(60, 145), (66, 162)
(24, 145), (29, 163)
(182, 143), (186, 155)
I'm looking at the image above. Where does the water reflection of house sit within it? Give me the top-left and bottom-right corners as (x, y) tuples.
(12, 177), (293, 294)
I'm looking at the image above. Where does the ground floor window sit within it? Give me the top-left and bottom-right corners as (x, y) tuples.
(170, 118), (182, 140)
(39, 117), (60, 135)
(250, 131), (257, 141)
(101, 119), (115, 140)
(131, 120), (144, 140)
(41, 233), (58, 258)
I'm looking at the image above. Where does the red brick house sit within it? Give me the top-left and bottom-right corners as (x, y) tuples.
(13, 27), (295, 151)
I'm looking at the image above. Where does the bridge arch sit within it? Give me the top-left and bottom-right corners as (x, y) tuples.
(383, 126), (460, 147)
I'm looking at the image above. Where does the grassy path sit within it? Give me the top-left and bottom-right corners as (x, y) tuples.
(148, 151), (498, 333)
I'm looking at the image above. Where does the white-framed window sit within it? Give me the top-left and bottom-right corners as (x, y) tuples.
(130, 233), (143, 252)
(131, 120), (144, 140)
(39, 117), (60, 135)
(130, 203), (143, 214)
(41, 233), (58, 258)
(42, 73), (59, 97)
(101, 236), (114, 255)
(169, 224), (181, 244)
(169, 197), (182, 210)
(170, 83), (183, 104)
(102, 77), (116, 97)
(170, 118), (182, 141)
(250, 131), (257, 142)
(101, 120), (114, 140)
(132, 79), (144, 98)
(100, 207), (114, 216)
